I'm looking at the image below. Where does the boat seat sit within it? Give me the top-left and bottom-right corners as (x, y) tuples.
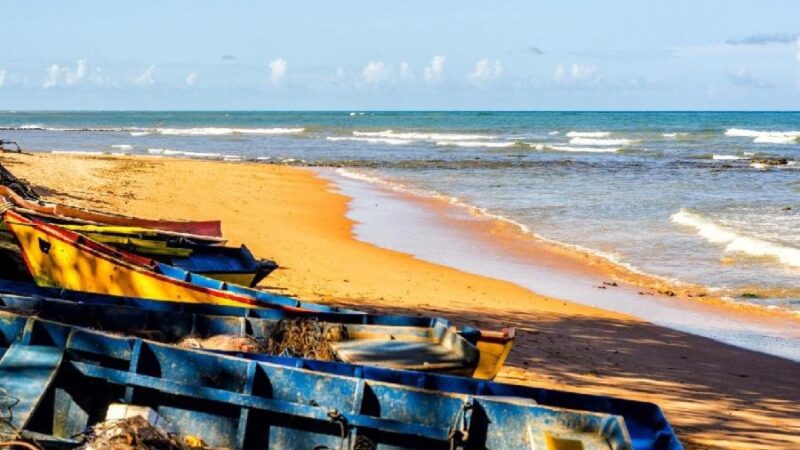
(0, 344), (63, 432)
(331, 340), (471, 372)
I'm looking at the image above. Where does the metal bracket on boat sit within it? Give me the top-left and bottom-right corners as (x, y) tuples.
(447, 399), (474, 450)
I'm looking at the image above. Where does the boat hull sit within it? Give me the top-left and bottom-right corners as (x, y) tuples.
(0, 185), (222, 237)
(4, 210), (259, 307)
(0, 311), (640, 450)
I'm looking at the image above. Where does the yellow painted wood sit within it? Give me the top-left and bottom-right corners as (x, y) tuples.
(78, 233), (193, 258)
(60, 224), (169, 236)
(472, 337), (514, 380)
(6, 218), (254, 308)
(208, 272), (257, 287)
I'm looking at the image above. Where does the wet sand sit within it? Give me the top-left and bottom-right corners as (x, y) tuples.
(1, 152), (798, 449)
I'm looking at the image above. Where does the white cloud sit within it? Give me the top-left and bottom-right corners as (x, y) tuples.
(399, 61), (412, 79)
(133, 65), (156, 86)
(0, 69), (5, 87)
(269, 58), (287, 86)
(186, 72), (198, 87)
(43, 59), (89, 88)
(362, 61), (389, 84)
(554, 63), (599, 84)
(424, 56), (446, 83)
(467, 59), (504, 81)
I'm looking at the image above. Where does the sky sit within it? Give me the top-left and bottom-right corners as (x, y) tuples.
(1, 1), (800, 110)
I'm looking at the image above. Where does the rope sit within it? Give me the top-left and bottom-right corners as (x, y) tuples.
(266, 318), (347, 361)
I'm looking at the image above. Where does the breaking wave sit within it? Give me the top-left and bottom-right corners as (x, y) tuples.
(548, 145), (620, 153)
(436, 140), (517, 148)
(569, 137), (633, 146)
(353, 130), (495, 141)
(671, 209), (800, 269)
(725, 128), (800, 144)
(326, 136), (414, 145)
(566, 131), (611, 138)
(155, 127), (305, 136)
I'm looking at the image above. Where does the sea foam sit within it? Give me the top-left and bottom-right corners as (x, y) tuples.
(327, 136), (414, 145)
(565, 131), (611, 138)
(156, 127), (305, 136)
(549, 145), (619, 153)
(712, 154), (746, 160)
(353, 130), (495, 141)
(671, 209), (800, 269)
(568, 137), (633, 146)
(725, 128), (800, 144)
(435, 140), (516, 148)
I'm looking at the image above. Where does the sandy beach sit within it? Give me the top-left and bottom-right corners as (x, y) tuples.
(1, 151), (798, 450)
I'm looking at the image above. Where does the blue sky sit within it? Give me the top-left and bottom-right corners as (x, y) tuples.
(1, 1), (799, 110)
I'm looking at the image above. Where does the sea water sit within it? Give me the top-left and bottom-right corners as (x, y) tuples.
(1, 111), (798, 313)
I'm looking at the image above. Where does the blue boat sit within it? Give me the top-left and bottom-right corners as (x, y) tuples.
(0, 311), (639, 449)
(0, 279), (682, 449)
(0, 288), (485, 377)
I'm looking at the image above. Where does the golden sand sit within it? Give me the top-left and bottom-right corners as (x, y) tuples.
(2, 152), (798, 450)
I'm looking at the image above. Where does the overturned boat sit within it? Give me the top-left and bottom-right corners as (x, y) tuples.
(0, 311), (652, 450)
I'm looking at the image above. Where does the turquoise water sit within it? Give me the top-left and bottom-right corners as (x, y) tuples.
(1, 111), (798, 311)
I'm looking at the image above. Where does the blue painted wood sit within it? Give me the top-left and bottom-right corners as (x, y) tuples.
(0, 279), (683, 450)
(0, 313), (642, 449)
(0, 344), (63, 432)
(164, 245), (277, 287)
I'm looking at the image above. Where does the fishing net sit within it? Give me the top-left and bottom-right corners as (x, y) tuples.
(176, 319), (347, 361)
(78, 416), (194, 450)
(266, 318), (348, 361)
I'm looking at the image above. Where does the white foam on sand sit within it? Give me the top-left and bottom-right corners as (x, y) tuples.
(146, 148), (235, 159)
(671, 209), (800, 269)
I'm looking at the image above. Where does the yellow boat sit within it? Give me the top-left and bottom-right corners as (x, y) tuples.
(3, 209), (259, 307)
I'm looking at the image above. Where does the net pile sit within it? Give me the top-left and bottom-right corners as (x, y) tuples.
(266, 318), (348, 361)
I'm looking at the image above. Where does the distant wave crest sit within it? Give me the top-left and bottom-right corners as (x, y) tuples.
(565, 131), (611, 138)
(725, 128), (800, 144)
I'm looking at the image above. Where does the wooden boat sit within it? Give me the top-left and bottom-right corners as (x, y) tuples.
(0, 221), (277, 287)
(3, 210), (351, 312)
(0, 184), (222, 237)
(0, 278), (513, 379)
(0, 311), (647, 450)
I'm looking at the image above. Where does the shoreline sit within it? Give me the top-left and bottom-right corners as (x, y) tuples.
(321, 167), (800, 362)
(1, 152), (799, 449)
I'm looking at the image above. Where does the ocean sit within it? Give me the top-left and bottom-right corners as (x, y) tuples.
(1, 111), (798, 314)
